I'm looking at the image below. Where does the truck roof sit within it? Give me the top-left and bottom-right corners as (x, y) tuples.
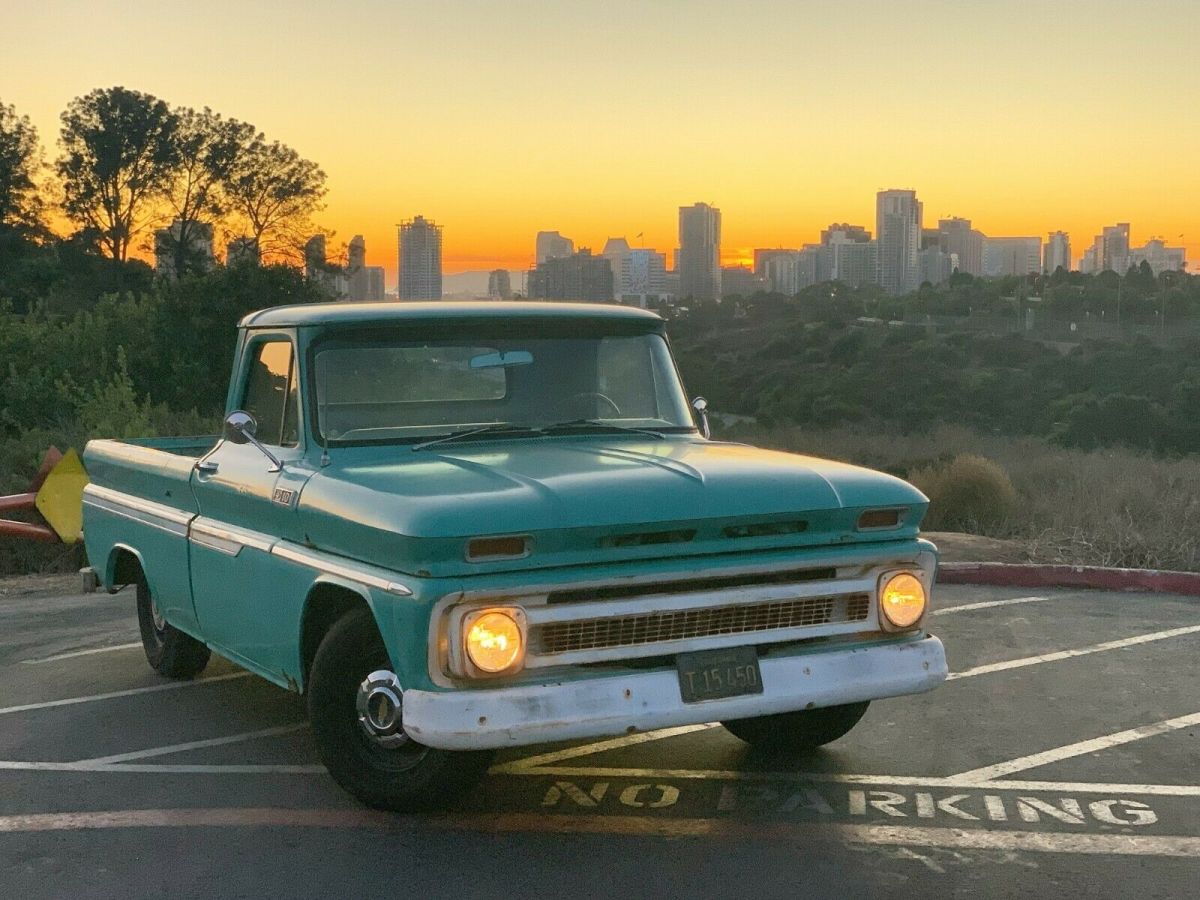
(239, 301), (663, 329)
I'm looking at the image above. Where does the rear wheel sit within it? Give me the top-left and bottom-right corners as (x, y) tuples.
(722, 701), (870, 752)
(307, 608), (494, 811)
(136, 574), (210, 679)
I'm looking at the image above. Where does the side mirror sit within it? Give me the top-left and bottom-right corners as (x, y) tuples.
(222, 410), (282, 472)
(692, 396), (711, 439)
(223, 410), (257, 445)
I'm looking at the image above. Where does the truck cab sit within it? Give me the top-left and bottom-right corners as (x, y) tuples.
(82, 301), (947, 810)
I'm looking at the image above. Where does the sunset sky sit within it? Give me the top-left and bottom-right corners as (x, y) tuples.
(3, 1), (1197, 283)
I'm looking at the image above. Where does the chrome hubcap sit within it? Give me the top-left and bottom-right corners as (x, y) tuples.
(356, 670), (410, 749)
(150, 596), (166, 632)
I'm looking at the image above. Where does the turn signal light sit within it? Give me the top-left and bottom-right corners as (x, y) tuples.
(879, 572), (927, 629)
(466, 535), (529, 561)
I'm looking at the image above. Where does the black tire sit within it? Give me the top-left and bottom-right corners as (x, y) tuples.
(307, 608), (494, 812)
(722, 701), (870, 752)
(136, 574), (211, 679)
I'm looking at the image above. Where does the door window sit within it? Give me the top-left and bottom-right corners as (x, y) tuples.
(242, 340), (300, 447)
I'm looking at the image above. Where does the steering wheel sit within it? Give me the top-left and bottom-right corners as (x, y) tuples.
(560, 391), (622, 418)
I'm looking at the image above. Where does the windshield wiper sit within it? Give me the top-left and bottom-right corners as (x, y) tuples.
(411, 423), (544, 451)
(542, 419), (666, 439)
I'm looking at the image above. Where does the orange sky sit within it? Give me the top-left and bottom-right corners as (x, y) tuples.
(3, 1), (1197, 284)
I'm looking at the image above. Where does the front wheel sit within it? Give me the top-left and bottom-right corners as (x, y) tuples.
(136, 574), (210, 679)
(722, 701), (870, 752)
(307, 608), (494, 811)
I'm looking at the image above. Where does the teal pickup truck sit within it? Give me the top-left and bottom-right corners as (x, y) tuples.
(82, 301), (947, 810)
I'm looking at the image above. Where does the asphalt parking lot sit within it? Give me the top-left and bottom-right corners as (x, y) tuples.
(1, 580), (1197, 898)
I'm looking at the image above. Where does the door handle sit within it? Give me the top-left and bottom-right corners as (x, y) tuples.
(195, 460), (219, 475)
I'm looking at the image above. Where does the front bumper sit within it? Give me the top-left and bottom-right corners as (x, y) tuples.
(402, 634), (947, 750)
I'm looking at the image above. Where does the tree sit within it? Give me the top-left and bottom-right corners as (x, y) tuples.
(161, 107), (259, 278)
(57, 87), (179, 261)
(224, 138), (326, 263)
(0, 100), (44, 234)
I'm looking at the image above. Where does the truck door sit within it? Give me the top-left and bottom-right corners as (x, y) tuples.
(189, 334), (310, 678)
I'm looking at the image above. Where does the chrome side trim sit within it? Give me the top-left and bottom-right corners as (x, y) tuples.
(190, 518), (275, 556)
(272, 542), (413, 597)
(82, 484), (193, 536)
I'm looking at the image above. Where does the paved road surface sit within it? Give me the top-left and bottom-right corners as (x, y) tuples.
(1, 581), (1197, 898)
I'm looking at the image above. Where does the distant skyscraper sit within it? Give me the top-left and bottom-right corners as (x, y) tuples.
(822, 225), (875, 287)
(753, 248), (799, 278)
(365, 267), (386, 300)
(1044, 231), (1071, 273)
(488, 269), (513, 299)
(536, 231), (574, 264)
(1129, 239), (1186, 276)
(982, 236), (1042, 277)
(678, 203), (721, 300)
(720, 266), (768, 298)
(527, 249), (613, 302)
(303, 234), (348, 298)
(346, 234), (371, 300)
(154, 220), (214, 279)
(397, 216), (442, 300)
(937, 217), (984, 277)
(1100, 223), (1131, 273)
(619, 249), (670, 305)
(876, 190), (923, 295)
(601, 237), (632, 300)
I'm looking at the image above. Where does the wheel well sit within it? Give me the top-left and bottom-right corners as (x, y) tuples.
(110, 548), (144, 587)
(300, 583), (373, 687)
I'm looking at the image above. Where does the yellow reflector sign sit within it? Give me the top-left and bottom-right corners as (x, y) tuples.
(34, 449), (89, 544)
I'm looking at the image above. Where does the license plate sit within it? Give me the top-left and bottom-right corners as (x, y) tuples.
(676, 646), (764, 703)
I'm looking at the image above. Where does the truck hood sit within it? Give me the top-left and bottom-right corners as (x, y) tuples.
(296, 437), (928, 578)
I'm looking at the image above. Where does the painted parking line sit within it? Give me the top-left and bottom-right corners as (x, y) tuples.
(0, 807), (1198, 858)
(76, 724), (308, 766)
(21, 642), (143, 664)
(934, 596), (1049, 616)
(0, 671), (251, 716)
(954, 711), (1200, 781)
(495, 724), (719, 772)
(946, 624), (1200, 680)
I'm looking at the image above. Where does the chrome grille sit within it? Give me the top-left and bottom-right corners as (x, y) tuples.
(530, 593), (871, 656)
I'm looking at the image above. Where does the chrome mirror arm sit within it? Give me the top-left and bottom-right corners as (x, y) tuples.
(691, 396), (711, 439)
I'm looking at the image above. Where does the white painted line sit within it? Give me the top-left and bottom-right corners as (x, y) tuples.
(0, 671), (251, 716)
(934, 596), (1050, 616)
(947, 624), (1200, 680)
(0, 759), (324, 774)
(493, 723), (718, 773)
(77, 724), (308, 766)
(0, 808), (1198, 857)
(21, 642), (143, 664)
(954, 711), (1200, 781)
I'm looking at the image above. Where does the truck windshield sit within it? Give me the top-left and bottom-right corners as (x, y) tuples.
(312, 328), (695, 444)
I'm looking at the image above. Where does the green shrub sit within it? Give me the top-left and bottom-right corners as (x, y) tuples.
(910, 454), (1017, 532)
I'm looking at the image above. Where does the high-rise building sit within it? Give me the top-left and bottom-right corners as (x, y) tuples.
(615, 248), (669, 305)
(536, 231), (574, 264)
(397, 216), (442, 300)
(821, 225), (876, 287)
(527, 249), (613, 302)
(1044, 231), (1072, 273)
(346, 234), (373, 301)
(752, 248), (799, 279)
(937, 217), (984, 276)
(154, 220), (214, 279)
(303, 234), (348, 298)
(678, 203), (721, 301)
(764, 245), (828, 295)
(982, 237), (1042, 277)
(720, 266), (769, 298)
(1129, 239), (1186, 276)
(1100, 223), (1131, 273)
(488, 269), (513, 299)
(918, 246), (953, 286)
(601, 237), (632, 300)
(365, 267), (386, 301)
(876, 190), (923, 295)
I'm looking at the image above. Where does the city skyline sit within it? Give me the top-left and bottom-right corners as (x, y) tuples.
(2, 1), (1197, 282)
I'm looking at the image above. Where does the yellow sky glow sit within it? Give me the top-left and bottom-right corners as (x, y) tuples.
(3, 1), (1197, 285)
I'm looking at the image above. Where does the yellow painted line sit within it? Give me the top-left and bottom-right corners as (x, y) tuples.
(0, 808), (1198, 857)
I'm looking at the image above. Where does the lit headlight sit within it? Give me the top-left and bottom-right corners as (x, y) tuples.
(463, 608), (525, 674)
(879, 572), (927, 629)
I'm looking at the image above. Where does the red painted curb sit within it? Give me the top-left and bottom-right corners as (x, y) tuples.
(937, 562), (1200, 597)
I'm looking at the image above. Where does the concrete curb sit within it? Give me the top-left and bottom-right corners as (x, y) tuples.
(938, 562), (1200, 597)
